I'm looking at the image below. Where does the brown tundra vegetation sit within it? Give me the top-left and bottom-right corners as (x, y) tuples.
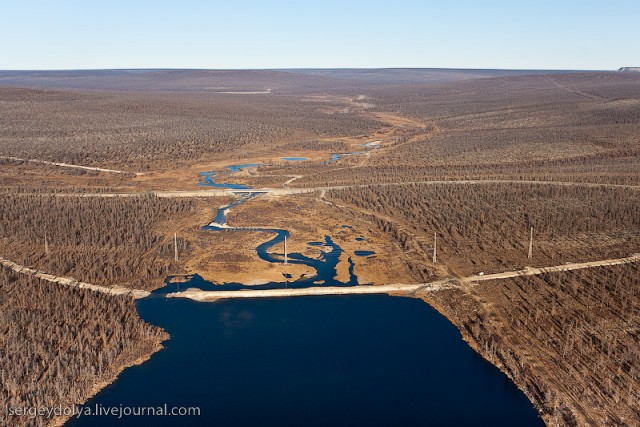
(0, 87), (378, 170)
(327, 183), (640, 277)
(0, 69), (639, 426)
(0, 267), (167, 427)
(426, 264), (640, 427)
(327, 182), (639, 426)
(0, 193), (198, 290)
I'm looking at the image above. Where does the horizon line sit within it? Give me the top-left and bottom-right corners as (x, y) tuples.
(0, 66), (619, 73)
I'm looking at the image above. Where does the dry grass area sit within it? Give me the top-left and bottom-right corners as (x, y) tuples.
(185, 230), (316, 285)
(180, 193), (415, 286)
(425, 264), (639, 427)
(0, 266), (167, 427)
(234, 194), (415, 285)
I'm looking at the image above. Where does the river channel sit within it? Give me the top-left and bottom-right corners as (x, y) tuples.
(66, 164), (543, 426)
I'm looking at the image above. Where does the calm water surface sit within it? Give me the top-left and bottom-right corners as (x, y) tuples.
(67, 295), (543, 427)
(65, 164), (542, 426)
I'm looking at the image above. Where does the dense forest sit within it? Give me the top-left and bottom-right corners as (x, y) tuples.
(328, 183), (639, 276)
(0, 88), (378, 170)
(0, 193), (197, 289)
(289, 74), (640, 188)
(369, 73), (640, 120)
(291, 154), (640, 187)
(0, 267), (167, 427)
(428, 264), (640, 426)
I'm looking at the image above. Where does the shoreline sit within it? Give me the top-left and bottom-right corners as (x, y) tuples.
(48, 289), (545, 427)
(166, 254), (640, 302)
(167, 281), (455, 301)
(50, 334), (169, 427)
(417, 293), (552, 426)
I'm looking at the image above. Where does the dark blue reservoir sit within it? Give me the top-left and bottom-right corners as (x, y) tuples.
(67, 295), (542, 427)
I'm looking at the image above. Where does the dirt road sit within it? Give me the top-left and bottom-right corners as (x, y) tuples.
(464, 254), (640, 284)
(0, 257), (150, 299)
(167, 254), (640, 302)
(39, 179), (640, 199)
(167, 280), (458, 302)
(0, 155), (143, 175)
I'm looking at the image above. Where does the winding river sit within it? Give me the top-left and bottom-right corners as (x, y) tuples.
(66, 165), (543, 426)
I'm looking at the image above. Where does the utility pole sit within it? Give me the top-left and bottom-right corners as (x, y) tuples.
(528, 227), (533, 259)
(284, 235), (288, 265)
(174, 232), (178, 262)
(44, 233), (49, 255)
(432, 232), (437, 263)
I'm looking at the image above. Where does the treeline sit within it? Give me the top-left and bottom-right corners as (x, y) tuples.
(0, 158), (100, 176)
(371, 125), (640, 169)
(286, 76), (640, 188)
(0, 161), (138, 192)
(328, 183), (639, 275)
(0, 194), (196, 290)
(293, 153), (640, 187)
(279, 139), (351, 153)
(0, 267), (167, 427)
(431, 264), (640, 426)
(0, 185), (131, 194)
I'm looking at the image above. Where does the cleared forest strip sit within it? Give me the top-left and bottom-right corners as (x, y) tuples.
(32, 178), (640, 199)
(0, 256), (150, 299)
(465, 253), (640, 283)
(542, 76), (605, 100)
(0, 155), (142, 175)
(167, 254), (640, 302)
(291, 179), (640, 193)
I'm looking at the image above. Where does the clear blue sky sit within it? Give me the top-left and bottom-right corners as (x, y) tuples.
(1, 0), (638, 70)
